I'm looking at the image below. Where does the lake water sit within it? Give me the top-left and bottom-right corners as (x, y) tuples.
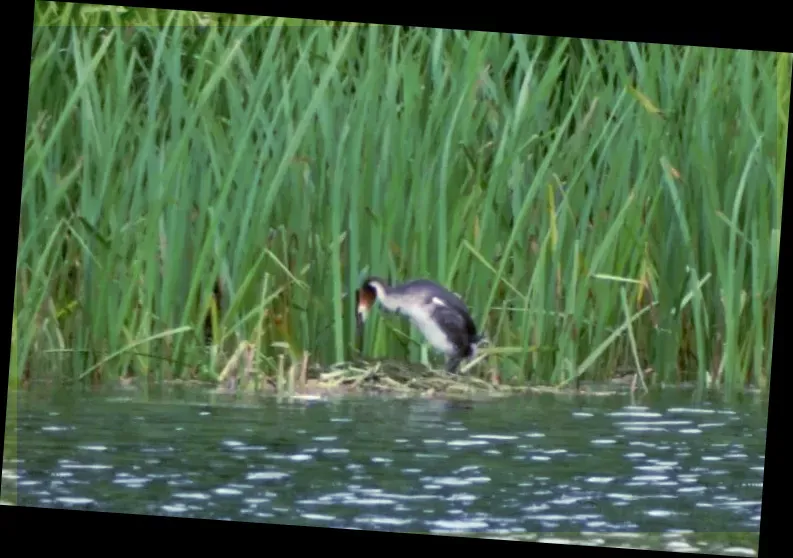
(2, 386), (767, 554)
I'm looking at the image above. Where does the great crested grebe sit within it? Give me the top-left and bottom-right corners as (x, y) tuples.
(355, 276), (484, 374)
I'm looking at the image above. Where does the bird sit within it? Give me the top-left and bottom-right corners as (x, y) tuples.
(355, 276), (484, 374)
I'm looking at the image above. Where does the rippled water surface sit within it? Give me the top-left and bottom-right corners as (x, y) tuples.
(3, 387), (766, 552)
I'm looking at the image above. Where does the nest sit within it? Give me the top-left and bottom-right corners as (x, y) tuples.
(315, 359), (509, 398)
(212, 342), (624, 400)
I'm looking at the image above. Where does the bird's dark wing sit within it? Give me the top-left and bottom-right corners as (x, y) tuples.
(427, 300), (479, 357)
(407, 279), (473, 315)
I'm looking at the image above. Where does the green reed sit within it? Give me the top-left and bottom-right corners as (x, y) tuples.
(15, 5), (787, 395)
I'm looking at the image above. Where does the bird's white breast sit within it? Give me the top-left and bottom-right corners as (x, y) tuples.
(403, 300), (456, 356)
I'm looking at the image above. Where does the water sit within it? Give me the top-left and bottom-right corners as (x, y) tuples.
(3, 387), (766, 553)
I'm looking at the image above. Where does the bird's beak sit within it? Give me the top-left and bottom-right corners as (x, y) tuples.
(356, 306), (368, 334)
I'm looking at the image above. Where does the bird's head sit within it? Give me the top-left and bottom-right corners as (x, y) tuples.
(355, 276), (388, 330)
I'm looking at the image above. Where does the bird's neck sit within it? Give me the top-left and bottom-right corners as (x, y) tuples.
(378, 294), (401, 313)
(370, 283), (391, 304)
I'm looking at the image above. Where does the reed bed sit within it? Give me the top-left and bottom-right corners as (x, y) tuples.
(16, 4), (787, 396)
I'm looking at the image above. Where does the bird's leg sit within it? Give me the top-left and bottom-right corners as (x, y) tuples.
(420, 344), (431, 368)
(444, 355), (462, 375)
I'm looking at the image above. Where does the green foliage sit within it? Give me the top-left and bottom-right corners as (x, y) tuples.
(18, 4), (786, 393)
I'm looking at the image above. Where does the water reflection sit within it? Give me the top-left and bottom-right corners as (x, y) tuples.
(4, 390), (766, 542)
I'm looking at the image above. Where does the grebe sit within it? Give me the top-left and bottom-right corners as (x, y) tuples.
(355, 276), (484, 374)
